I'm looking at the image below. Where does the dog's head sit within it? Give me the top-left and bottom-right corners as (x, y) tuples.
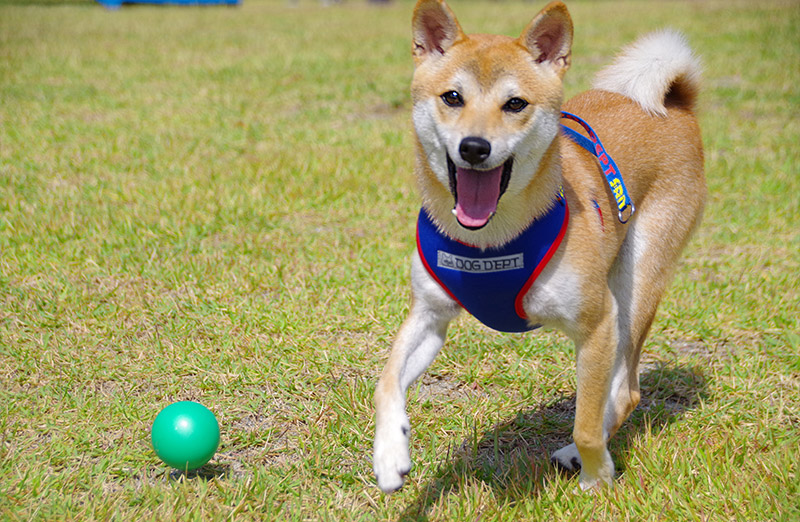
(410, 0), (572, 244)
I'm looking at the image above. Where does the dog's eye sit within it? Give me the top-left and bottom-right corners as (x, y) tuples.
(503, 97), (529, 113)
(441, 91), (464, 108)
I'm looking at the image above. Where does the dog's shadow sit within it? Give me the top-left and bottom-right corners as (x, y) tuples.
(399, 362), (707, 521)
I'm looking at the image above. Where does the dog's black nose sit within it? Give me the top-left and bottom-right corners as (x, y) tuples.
(459, 137), (491, 166)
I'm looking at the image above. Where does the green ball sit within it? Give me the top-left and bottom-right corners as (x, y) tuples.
(151, 401), (220, 471)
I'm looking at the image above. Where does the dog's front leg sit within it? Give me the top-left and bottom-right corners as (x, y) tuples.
(373, 256), (460, 493)
(573, 326), (617, 490)
(552, 291), (619, 490)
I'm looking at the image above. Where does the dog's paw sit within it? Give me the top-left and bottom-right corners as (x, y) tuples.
(552, 443), (614, 490)
(578, 449), (615, 491)
(551, 442), (582, 473)
(373, 424), (412, 493)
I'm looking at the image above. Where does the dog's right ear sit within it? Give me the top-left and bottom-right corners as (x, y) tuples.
(412, 0), (464, 66)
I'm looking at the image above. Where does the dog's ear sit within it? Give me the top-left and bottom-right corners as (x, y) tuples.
(518, 1), (573, 77)
(412, 0), (465, 66)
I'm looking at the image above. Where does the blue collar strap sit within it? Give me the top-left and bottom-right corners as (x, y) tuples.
(417, 196), (568, 333)
(560, 111), (635, 223)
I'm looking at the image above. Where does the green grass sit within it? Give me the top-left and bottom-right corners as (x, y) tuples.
(1, 0), (798, 519)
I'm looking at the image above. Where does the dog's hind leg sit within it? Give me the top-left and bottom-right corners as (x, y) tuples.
(605, 186), (705, 440)
(373, 255), (460, 493)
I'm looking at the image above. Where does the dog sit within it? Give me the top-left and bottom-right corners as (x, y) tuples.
(373, 0), (706, 493)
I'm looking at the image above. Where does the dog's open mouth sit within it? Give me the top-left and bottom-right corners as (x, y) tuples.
(447, 155), (513, 230)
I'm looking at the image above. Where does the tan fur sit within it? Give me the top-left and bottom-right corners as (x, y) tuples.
(373, 0), (706, 493)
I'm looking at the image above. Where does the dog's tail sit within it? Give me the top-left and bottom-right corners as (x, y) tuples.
(593, 30), (701, 117)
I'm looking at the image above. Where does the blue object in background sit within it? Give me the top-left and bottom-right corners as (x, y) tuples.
(97, 0), (240, 8)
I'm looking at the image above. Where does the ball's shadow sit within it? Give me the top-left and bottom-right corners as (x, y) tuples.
(167, 463), (232, 481)
(399, 361), (707, 521)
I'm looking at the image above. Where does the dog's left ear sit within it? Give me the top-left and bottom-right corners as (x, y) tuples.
(518, 1), (573, 77)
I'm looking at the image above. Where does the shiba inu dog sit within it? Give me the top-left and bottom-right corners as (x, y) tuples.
(373, 0), (706, 492)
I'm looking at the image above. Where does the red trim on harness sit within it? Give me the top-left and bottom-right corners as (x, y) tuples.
(416, 226), (467, 311)
(513, 201), (570, 319)
(593, 199), (605, 232)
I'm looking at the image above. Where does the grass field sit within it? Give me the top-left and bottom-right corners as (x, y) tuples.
(1, 0), (798, 519)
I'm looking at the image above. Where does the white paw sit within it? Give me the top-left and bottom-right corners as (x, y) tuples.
(552, 443), (614, 490)
(578, 449), (614, 491)
(373, 422), (412, 493)
(551, 442), (582, 471)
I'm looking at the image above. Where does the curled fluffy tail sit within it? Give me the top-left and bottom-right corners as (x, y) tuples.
(593, 30), (701, 116)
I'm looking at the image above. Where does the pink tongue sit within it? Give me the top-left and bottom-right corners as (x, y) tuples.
(454, 165), (503, 228)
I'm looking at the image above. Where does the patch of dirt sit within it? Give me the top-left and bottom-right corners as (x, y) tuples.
(414, 373), (486, 403)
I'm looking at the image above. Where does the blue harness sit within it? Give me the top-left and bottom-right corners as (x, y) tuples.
(416, 112), (632, 333)
(417, 196), (568, 332)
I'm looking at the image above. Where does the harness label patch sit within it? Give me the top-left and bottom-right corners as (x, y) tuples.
(437, 250), (524, 273)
